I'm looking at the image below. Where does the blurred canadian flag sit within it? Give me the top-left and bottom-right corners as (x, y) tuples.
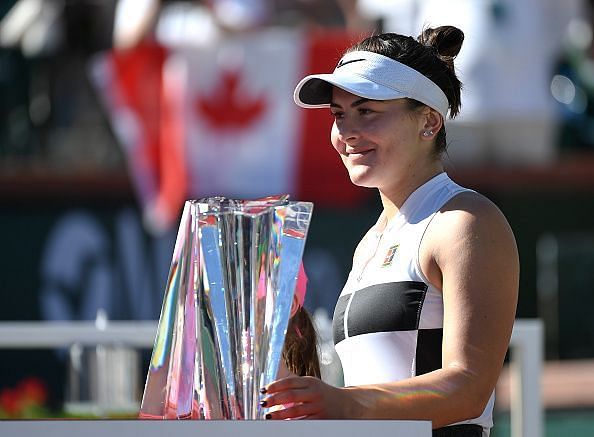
(91, 30), (369, 233)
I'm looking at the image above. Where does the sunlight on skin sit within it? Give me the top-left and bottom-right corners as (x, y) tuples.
(386, 388), (447, 402)
(259, 353), (488, 421)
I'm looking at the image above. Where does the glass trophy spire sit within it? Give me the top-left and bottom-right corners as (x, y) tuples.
(139, 195), (313, 419)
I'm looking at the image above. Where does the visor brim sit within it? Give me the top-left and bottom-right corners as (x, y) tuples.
(293, 73), (408, 108)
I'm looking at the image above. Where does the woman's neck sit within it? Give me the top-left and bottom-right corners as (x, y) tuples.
(379, 163), (444, 221)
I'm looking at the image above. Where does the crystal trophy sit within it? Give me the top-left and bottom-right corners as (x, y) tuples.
(139, 195), (313, 419)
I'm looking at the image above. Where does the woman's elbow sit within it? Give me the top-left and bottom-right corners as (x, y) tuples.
(444, 368), (495, 422)
(458, 385), (493, 421)
(468, 395), (490, 421)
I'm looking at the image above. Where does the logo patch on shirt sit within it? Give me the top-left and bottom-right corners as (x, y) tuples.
(381, 244), (399, 267)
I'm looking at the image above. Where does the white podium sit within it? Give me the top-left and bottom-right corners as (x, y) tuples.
(0, 420), (431, 437)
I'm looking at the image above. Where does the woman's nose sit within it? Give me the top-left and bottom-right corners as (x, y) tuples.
(335, 119), (359, 144)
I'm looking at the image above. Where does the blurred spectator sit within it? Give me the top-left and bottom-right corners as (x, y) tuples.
(0, 0), (122, 173)
(113, 0), (356, 48)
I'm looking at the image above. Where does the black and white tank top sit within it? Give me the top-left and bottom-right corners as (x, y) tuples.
(332, 172), (494, 434)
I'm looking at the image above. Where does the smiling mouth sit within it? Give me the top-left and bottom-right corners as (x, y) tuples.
(346, 149), (374, 157)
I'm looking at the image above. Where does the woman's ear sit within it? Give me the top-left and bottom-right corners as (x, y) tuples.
(420, 108), (443, 141)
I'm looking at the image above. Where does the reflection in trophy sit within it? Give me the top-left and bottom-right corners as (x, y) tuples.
(139, 196), (313, 420)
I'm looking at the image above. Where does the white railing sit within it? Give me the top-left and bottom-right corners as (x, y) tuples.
(0, 320), (157, 348)
(0, 319), (543, 436)
(508, 319), (544, 437)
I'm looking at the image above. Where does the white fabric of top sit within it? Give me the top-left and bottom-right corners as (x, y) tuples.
(293, 50), (449, 119)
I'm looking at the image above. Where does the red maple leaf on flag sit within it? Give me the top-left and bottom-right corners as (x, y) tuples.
(195, 70), (267, 130)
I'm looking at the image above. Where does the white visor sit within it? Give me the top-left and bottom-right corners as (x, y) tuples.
(293, 51), (449, 119)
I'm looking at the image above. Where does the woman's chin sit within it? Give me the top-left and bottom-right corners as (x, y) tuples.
(347, 170), (377, 188)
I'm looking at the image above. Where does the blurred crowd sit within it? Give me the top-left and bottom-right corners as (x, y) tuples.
(0, 0), (356, 176)
(2, 0), (594, 175)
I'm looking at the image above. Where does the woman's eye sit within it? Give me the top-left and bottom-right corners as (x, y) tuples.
(358, 108), (374, 115)
(331, 111), (344, 119)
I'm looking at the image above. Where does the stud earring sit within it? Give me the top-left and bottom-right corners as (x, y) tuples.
(422, 130), (433, 137)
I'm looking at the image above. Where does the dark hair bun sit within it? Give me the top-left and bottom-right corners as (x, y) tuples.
(418, 26), (464, 59)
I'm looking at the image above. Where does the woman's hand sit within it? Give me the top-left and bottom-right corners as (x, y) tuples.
(261, 376), (353, 419)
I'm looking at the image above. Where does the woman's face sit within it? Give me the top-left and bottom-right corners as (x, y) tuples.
(330, 86), (433, 192)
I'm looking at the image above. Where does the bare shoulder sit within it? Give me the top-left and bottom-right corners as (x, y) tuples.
(420, 190), (519, 289)
(431, 191), (516, 249)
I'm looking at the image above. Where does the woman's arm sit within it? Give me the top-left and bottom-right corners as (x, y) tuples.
(261, 193), (519, 427)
